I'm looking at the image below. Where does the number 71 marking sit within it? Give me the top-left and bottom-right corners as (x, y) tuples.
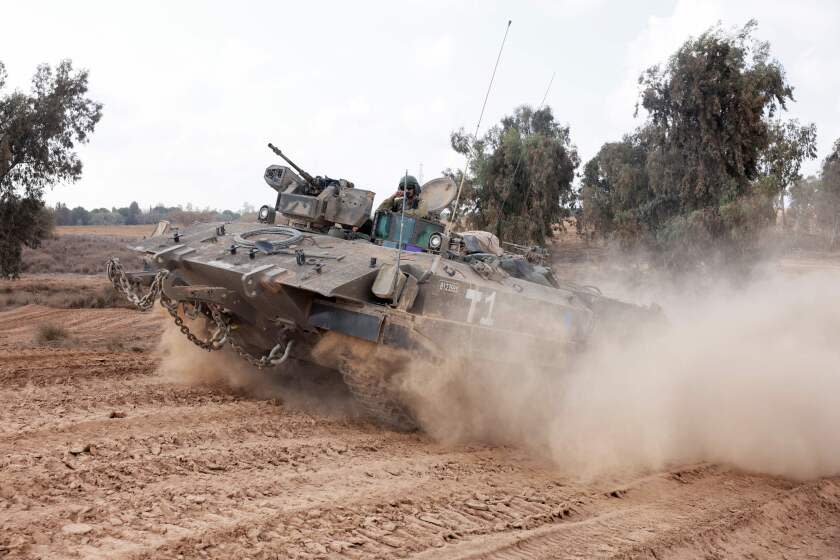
(465, 289), (496, 326)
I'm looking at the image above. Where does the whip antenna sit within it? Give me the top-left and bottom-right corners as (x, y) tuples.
(516, 72), (556, 185)
(518, 73), (556, 221)
(393, 169), (409, 293)
(538, 72), (555, 109)
(446, 19), (512, 234)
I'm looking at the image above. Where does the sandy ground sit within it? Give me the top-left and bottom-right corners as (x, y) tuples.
(1, 299), (839, 560)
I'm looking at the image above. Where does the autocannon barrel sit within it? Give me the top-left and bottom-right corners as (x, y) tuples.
(267, 143), (317, 187)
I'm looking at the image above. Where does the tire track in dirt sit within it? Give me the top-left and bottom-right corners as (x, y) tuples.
(1, 305), (839, 559)
(0, 350), (152, 387)
(613, 478), (840, 559)
(429, 468), (840, 560)
(0, 305), (163, 352)
(0, 377), (252, 435)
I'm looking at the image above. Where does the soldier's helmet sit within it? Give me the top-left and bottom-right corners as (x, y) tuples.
(398, 175), (420, 193)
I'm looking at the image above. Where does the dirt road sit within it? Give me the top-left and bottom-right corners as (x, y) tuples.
(1, 305), (839, 559)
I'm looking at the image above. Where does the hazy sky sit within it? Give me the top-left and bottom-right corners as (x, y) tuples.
(2, 0), (838, 212)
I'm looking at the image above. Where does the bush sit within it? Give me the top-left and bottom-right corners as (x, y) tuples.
(36, 323), (69, 345)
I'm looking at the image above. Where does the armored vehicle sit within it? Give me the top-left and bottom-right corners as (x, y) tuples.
(108, 145), (657, 430)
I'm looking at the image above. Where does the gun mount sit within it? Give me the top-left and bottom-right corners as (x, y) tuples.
(267, 143), (318, 188)
(260, 143), (373, 231)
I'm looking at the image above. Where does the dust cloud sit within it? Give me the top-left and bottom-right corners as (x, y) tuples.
(404, 267), (840, 481)
(156, 320), (276, 397)
(152, 264), (840, 481)
(155, 315), (358, 418)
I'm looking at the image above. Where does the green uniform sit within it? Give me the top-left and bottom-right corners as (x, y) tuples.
(377, 194), (429, 219)
(377, 175), (429, 219)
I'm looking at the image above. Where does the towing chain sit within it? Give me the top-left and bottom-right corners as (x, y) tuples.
(228, 336), (294, 369)
(159, 293), (230, 351)
(106, 258), (168, 312)
(107, 257), (228, 351)
(107, 257), (292, 364)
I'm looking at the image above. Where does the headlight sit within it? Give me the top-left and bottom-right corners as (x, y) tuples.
(428, 232), (443, 250)
(258, 205), (273, 223)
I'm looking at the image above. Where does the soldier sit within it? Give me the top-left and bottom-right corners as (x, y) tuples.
(377, 175), (429, 219)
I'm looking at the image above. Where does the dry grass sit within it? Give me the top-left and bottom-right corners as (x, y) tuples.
(22, 234), (144, 275)
(55, 225), (156, 237)
(7, 229), (150, 311)
(0, 275), (132, 311)
(35, 323), (69, 345)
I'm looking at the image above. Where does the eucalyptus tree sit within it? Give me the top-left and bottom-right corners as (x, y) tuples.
(450, 105), (579, 244)
(0, 60), (102, 277)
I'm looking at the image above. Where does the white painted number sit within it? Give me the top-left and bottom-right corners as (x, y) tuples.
(465, 289), (482, 323)
(439, 280), (458, 293)
(465, 289), (496, 327)
(480, 291), (496, 326)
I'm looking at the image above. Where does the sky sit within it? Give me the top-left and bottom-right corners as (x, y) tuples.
(2, 0), (839, 212)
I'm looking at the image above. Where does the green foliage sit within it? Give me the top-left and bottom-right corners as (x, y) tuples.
(0, 194), (55, 277)
(581, 22), (811, 269)
(125, 201), (141, 225)
(53, 202), (71, 226)
(788, 176), (819, 231)
(0, 59), (102, 277)
(638, 21), (793, 212)
(791, 138), (840, 245)
(821, 138), (840, 218)
(50, 201), (243, 227)
(89, 207), (126, 226)
(451, 105), (579, 244)
(70, 206), (91, 226)
(579, 130), (657, 243)
(757, 119), (818, 223)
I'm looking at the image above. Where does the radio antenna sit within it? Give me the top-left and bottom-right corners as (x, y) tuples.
(391, 169), (410, 299)
(446, 19), (512, 235)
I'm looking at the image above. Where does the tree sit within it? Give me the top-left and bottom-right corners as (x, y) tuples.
(579, 130), (655, 242)
(757, 119), (818, 226)
(638, 21), (793, 230)
(788, 140), (840, 247)
(219, 209), (241, 221)
(0, 196), (54, 275)
(817, 138), (840, 245)
(125, 201), (141, 225)
(53, 202), (72, 225)
(579, 21), (799, 269)
(89, 207), (125, 225)
(0, 59), (102, 277)
(451, 105), (579, 244)
(789, 176), (819, 233)
(70, 206), (90, 225)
